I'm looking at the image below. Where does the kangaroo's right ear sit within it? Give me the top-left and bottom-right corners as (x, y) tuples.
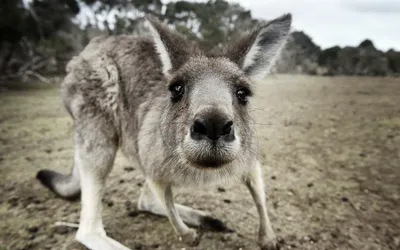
(224, 14), (292, 80)
(145, 16), (197, 76)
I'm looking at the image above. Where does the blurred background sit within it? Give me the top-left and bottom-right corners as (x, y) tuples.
(0, 1), (399, 250)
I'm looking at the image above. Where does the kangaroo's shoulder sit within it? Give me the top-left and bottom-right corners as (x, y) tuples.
(65, 34), (159, 80)
(60, 34), (162, 120)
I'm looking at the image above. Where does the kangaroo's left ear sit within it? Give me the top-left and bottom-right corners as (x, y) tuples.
(225, 14), (292, 80)
(145, 16), (199, 76)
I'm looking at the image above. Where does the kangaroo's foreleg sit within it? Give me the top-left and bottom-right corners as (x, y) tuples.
(145, 179), (202, 246)
(244, 162), (278, 250)
(138, 182), (229, 232)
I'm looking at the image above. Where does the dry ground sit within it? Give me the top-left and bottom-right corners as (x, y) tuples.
(0, 75), (399, 250)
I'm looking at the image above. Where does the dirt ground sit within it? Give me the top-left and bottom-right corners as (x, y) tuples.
(0, 75), (399, 250)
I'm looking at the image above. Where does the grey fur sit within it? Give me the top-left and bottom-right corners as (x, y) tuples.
(36, 13), (292, 250)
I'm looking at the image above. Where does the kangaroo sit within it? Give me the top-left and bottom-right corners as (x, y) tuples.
(36, 13), (292, 250)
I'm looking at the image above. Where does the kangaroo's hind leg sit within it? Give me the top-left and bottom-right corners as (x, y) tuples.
(37, 113), (129, 249)
(72, 119), (130, 250)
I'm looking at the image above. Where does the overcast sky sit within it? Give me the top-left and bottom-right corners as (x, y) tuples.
(166, 0), (399, 51)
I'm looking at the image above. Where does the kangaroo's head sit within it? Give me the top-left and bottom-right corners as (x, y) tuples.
(147, 14), (292, 170)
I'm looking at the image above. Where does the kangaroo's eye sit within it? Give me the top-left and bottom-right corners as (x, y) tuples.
(169, 83), (184, 100)
(236, 88), (249, 104)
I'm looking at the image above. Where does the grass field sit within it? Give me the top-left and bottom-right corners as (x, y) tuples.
(0, 75), (399, 250)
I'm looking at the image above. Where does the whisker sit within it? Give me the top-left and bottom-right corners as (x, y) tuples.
(248, 106), (283, 126)
(249, 122), (281, 126)
(248, 107), (268, 112)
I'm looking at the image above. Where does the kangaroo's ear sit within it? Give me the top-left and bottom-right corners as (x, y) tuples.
(225, 14), (292, 80)
(145, 16), (198, 76)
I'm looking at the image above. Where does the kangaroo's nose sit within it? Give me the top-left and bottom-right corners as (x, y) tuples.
(190, 115), (234, 142)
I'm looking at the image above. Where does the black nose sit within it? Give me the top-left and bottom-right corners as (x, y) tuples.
(191, 117), (234, 141)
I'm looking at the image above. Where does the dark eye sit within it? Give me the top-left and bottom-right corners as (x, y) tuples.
(169, 83), (184, 100)
(236, 88), (249, 104)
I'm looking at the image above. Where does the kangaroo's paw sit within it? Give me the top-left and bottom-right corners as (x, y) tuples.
(76, 233), (131, 250)
(178, 228), (202, 247)
(259, 237), (280, 250)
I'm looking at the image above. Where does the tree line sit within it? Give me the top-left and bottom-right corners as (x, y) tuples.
(0, 0), (260, 83)
(0, 0), (399, 83)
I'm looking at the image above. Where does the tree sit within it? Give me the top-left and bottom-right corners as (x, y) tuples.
(164, 0), (256, 51)
(0, 0), (87, 82)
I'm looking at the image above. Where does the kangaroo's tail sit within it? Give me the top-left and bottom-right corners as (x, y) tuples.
(36, 166), (80, 200)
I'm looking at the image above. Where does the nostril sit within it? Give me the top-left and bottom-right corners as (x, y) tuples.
(191, 117), (234, 141)
(192, 119), (207, 135)
(222, 120), (233, 135)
